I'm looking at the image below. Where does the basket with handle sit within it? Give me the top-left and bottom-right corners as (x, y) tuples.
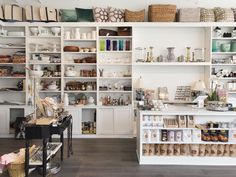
(7, 145), (36, 177)
(148, 4), (177, 22)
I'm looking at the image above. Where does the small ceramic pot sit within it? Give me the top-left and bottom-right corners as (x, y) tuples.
(84, 48), (90, 52)
(90, 48), (96, 52)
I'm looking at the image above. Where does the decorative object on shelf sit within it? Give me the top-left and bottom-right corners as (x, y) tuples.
(194, 48), (205, 62)
(163, 118), (178, 128)
(30, 27), (39, 36)
(74, 56), (96, 63)
(72, 28), (80, 39)
(192, 80), (207, 108)
(212, 40), (220, 52)
(47, 81), (58, 90)
(174, 86), (191, 101)
(232, 27), (236, 38)
(223, 32), (232, 38)
(80, 69), (96, 77)
(157, 55), (164, 62)
(158, 87), (169, 100)
(99, 29), (117, 36)
(213, 26), (222, 37)
(146, 46), (154, 62)
(64, 46), (79, 52)
(177, 115), (187, 128)
(221, 43), (231, 52)
(64, 31), (71, 40)
(148, 4), (177, 22)
(177, 55), (184, 62)
(65, 81), (96, 91)
(135, 47), (146, 62)
(51, 27), (61, 36)
(82, 121), (96, 134)
(124, 9), (145, 22)
(0, 55), (11, 63)
(65, 66), (77, 77)
(167, 47), (175, 62)
(117, 27), (131, 36)
(186, 47), (191, 62)
(206, 101), (232, 112)
(87, 96), (95, 105)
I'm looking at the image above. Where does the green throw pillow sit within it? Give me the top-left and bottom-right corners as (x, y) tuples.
(60, 9), (77, 22)
(76, 8), (94, 22)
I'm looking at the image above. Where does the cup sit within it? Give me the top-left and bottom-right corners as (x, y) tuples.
(87, 32), (92, 39)
(92, 30), (97, 39)
(81, 33), (87, 39)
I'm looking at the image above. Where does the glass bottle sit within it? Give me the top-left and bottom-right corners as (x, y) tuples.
(186, 47), (191, 62)
(149, 46), (154, 62)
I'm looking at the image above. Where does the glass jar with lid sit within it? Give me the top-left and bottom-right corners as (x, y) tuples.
(194, 48), (205, 62)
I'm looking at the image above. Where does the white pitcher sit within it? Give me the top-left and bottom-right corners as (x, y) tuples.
(74, 28), (80, 39)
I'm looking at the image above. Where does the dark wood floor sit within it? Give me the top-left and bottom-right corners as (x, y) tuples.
(1, 138), (236, 177)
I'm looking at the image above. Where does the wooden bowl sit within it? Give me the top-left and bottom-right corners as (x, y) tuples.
(64, 46), (79, 52)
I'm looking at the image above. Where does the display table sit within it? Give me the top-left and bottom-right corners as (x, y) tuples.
(137, 105), (236, 165)
(25, 115), (73, 177)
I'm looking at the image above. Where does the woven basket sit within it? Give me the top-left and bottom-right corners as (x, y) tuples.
(7, 163), (25, 177)
(125, 9), (145, 22)
(148, 4), (177, 22)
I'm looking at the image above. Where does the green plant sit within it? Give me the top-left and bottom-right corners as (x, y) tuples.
(207, 89), (220, 101)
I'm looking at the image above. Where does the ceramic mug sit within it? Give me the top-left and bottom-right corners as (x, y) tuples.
(221, 43), (231, 52)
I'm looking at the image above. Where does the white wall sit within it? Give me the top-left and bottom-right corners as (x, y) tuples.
(1, 0), (236, 9)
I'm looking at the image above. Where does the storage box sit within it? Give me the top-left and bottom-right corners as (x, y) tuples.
(182, 129), (192, 142)
(177, 115), (186, 128)
(229, 130), (236, 142)
(178, 8), (200, 22)
(192, 129), (201, 142)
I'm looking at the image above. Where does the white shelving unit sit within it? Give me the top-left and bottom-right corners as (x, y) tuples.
(137, 105), (236, 165)
(2, 22), (236, 139)
(210, 26), (236, 99)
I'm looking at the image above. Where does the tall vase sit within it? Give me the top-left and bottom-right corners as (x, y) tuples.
(74, 28), (80, 39)
(167, 47), (175, 62)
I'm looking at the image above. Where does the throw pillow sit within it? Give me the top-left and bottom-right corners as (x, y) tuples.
(76, 8), (94, 22)
(108, 7), (125, 22)
(214, 7), (234, 22)
(200, 8), (215, 22)
(60, 9), (77, 22)
(93, 7), (108, 22)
